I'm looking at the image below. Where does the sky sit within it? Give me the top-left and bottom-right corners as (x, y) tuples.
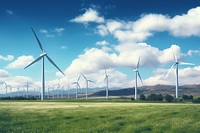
(1, 0), (200, 92)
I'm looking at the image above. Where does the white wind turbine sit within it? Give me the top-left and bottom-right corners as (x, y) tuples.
(132, 57), (143, 100)
(104, 68), (110, 99)
(163, 50), (194, 99)
(24, 28), (65, 100)
(72, 75), (81, 99)
(4, 83), (8, 97)
(81, 73), (94, 99)
(67, 85), (70, 99)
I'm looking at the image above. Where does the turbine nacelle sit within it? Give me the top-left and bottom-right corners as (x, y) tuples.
(133, 69), (139, 72)
(40, 53), (47, 57)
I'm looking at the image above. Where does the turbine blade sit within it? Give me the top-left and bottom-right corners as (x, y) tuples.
(179, 61), (195, 65)
(162, 63), (176, 79)
(24, 55), (43, 69)
(104, 76), (107, 82)
(77, 75), (81, 82)
(31, 28), (45, 52)
(46, 55), (65, 76)
(104, 67), (107, 75)
(81, 73), (87, 80)
(88, 80), (94, 83)
(137, 56), (140, 69)
(137, 72), (143, 85)
(172, 49), (177, 62)
(77, 83), (80, 88)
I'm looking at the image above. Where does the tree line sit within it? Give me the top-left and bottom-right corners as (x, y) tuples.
(132, 94), (200, 103)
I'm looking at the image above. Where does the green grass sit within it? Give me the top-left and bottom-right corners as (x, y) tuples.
(0, 101), (200, 133)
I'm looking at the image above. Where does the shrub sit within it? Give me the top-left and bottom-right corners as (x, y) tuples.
(182, 94), (189, 100)
(131, 97), (135, 101)
(140, 94), (146, 100)
(165, 94), (174, 102)
(147, 94), (163, 101)
(182, 94), (193, 101)
(189, 95), (193, 100)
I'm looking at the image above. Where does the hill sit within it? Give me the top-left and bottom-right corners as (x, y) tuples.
(90, 84), (200, 97)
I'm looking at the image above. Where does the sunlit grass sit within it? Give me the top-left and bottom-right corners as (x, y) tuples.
(0, 101), (200, 133)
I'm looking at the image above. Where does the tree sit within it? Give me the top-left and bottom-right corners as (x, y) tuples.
(182, 94), (189, 100)
(165, 94), (174, 102)
(140, 94), (145, 100)
(147, 94), (163, 101)
(189, 95), (193, 100)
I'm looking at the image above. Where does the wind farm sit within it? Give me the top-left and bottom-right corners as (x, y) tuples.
(1, 0), (200, 132)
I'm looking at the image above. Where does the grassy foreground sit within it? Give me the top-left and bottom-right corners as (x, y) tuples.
(0, 101), (200, 133)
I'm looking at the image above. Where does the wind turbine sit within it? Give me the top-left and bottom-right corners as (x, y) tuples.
(67, 85), (70, 99)
(60, 86), (64, 99)
(4, 83), (8, 97)
(163, 50), (194, 99)
(17, 85), (20, 97)
(81, 73), (94, 99)
(24, 81), (31, 98)
(132, 56), (143, 100)
(72, 75), (81, 99)
(104, 68), (110, 99)
(24, 28), (65, 100)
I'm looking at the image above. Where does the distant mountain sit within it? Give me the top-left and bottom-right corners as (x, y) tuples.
(90, 84), (200, 97)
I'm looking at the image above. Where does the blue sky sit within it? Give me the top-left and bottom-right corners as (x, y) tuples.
(1, 0), (200, 90)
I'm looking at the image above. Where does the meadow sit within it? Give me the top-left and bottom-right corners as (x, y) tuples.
(0, 100), (200, 133)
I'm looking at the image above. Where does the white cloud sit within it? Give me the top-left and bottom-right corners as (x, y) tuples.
(39, 29), (48, 34)
(65, 48), (117, 74)
(29, 6), (200, 90)
(54, 27), (65, 36)
(96, 40), (109, 46)
(0, 55), (14, 61)
(40, 27), (65, 37)
(187, 50), (200, 56)
(97, 25), (108, 36)
(0, 69), (10, 77)
(6, 10), (13, 15)
(95, 6), (200, 42)
(70, 8), (104, 24)
(6, 55), (34, 69)
(54, 27), (65, 33)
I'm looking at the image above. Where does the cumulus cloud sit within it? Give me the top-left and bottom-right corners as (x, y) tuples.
(6, 55), (34, 69)
(70, 8), (104, 24)
(95, 6), (200, 42)
(0, 69), (10, 77)
(64, 42), (183, 76)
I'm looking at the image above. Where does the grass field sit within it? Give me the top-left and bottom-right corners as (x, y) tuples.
(0, 101), (200, 133)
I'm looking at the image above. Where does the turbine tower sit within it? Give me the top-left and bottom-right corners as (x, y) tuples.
(163, 50), (194, 99)
(132, 57), (143, 100)
(72, 75), (81, 99)
(81, 73), (94, 99)
(24, 28), (65, 100)
(104, 68), (110, 99)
